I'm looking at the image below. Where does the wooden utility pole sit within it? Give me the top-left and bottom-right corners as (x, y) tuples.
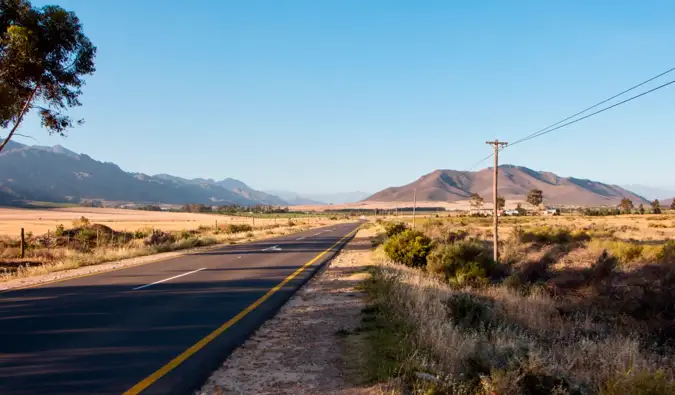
(20, 228), (25, 258)
(486, 139), (508, 262)
(412, 188), (417, 230)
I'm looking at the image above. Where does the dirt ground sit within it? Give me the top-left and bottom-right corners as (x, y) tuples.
(0, 207), (320, 236)
(197, 228), (399, 395)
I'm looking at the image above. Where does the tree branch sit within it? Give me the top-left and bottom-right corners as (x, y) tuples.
(0, 85), (39, 154)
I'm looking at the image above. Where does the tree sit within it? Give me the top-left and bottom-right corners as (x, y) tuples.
(526, 189), (544, 210)
(516, 202), (526, 216)
(619, 197), (634, 212)
(470, 193), (484, 209)
(496, 196), (505, 210)
(0, 0), (96, 153)
(638, 204), (645, 215)
(651, 199), (662, 214)
(671, 199), (675, 210)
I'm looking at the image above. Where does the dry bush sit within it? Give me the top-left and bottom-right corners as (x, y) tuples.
(365, 217), (675, 394)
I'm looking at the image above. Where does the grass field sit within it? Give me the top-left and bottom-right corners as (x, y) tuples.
(0, 207), (329, 237)
(352, 213), (675, 394)
(0, 207), (348, 281)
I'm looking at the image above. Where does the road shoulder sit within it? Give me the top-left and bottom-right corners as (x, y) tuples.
(197, 227), (400, 395)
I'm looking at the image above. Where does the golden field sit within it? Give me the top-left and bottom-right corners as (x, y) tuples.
(0, 207), (317, 237)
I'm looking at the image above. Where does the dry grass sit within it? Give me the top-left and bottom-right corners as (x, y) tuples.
(0, 215), (346, 282)
(0, 207), (326, 236)
(356, 216), (675, 394)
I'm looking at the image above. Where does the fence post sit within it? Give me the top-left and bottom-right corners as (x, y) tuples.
(20, 228), (25, 258)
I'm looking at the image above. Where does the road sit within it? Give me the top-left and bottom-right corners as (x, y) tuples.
(0, 222), (360, 395)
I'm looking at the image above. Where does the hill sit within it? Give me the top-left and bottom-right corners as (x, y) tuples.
(0, 141), (287, 206)
(365, 165), (649, 206)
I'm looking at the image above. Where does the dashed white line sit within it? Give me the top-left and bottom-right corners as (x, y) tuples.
(262, 245), (282, 252)
(296, 237), (306, 240)
(132, 268), (206, 290)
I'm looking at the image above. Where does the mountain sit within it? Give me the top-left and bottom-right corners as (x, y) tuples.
(265, 190), (371, 205)
(365, 165), (649, 206)
(0, 141), (287, 206)
(621, 184), (675, 201)
(265, 190), (326, 205)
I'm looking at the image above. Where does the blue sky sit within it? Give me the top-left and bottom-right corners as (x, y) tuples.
(15, 0), (675, 194)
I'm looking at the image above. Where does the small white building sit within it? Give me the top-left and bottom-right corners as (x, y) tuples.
(542, 208), (561, 216)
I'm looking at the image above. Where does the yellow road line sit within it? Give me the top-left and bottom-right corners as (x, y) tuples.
(123, 226), (358, 395)
(0, 224), (342, 295)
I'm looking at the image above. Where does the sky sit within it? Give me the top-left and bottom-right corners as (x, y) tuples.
(14, 0), (675, 194)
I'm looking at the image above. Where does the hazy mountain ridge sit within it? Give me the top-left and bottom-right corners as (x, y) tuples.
(366, 165), (649, 206)
(265, 190), (371, 205)
(622, 184), (675, 201)
(0, 141), (287, 206)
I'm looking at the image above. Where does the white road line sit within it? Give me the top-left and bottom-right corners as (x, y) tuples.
(262, 245), (281, 251)
(313, 232), (324, 236)
(132, 268), (206, 290)
(296, 237), (306, 240)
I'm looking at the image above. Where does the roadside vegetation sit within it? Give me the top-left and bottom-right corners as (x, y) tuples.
(350, 214), (675, 394)
(0, 215), (338, 281)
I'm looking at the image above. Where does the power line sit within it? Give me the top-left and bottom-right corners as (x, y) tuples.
(508, 66), (675, 147)
(508, 79), (675, 148)
(465, 66), (675, 171)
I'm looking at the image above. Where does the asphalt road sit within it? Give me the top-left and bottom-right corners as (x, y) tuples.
(0, 222), (360, 395)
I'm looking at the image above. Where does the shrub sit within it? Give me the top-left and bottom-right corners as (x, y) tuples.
(443, 293), (495, 330)
(427, 240), (494, 285)
(658, 240), (675, 263)
(54, 224), (65, 237)
(589, 239), (646, 264)
(383, 230), (433, 268)
(222, 224), (253, 234)
(384, 222), (408, 237)
(71, 216), (90, 228)
(144, 230), (175, 245)
(134, 229), (149, 239)
(518, 226), (587, 244)
(600, 370), (675, 395)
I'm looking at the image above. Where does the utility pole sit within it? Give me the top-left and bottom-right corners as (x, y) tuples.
(412, 188), (417, 230)
(486, 139), (508, 262)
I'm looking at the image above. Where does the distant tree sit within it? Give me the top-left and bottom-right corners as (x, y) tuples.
(638, 204), (645, 215)
(671, 199), (675, 210)
(0, 0), (97, 154)
(651, 199), (662, 214)
(496, 196), (506, 210)
(526, 189), (544, 210)
(619, 198), (634, 212)
(470, 193), (484, 209)
(516, 202), (526, 216)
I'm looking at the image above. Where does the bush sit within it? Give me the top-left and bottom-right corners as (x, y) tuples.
(71, 216), (90, 228)
(384, 222), (408, 237)
(443, 292), (495, 330)
(383, 230), (433, 268)
(427, 240), (494, 285)
(518, 226), (588, 244)
(658, 240), (675, 263)
(221, 224), (253, 234)
(144, 230), (175, 245)
(601, 370), (675, 395)
(54, 224), (65, 237)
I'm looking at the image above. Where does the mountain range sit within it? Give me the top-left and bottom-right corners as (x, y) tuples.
(621, 184), (675, 201)
(0, 141), (287, 206)
(265, 190), (371, 205)
(366, 166), (650, 206)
